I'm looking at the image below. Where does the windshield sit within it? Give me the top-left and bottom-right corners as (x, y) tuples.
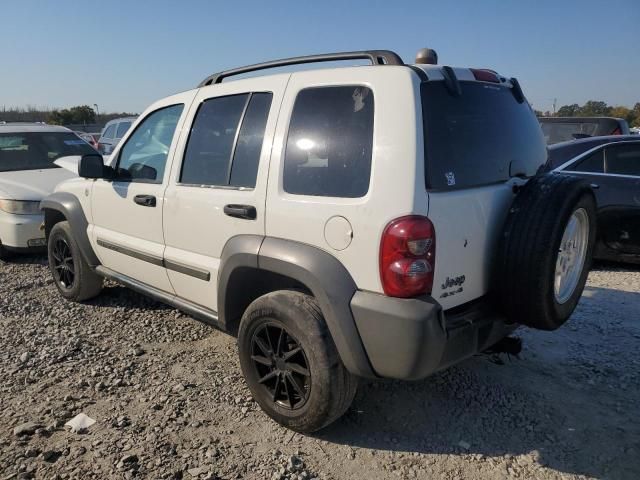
(422, 81), (547, 190)
(0, 132), (96, 172)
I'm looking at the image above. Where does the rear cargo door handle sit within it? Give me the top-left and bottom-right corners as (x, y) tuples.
(133, 194), (156, 207)
(224, 204), (256, 220)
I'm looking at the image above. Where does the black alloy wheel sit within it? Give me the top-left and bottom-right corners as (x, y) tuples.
(250, 322), (311, 410)
(51, 237), (75, 289)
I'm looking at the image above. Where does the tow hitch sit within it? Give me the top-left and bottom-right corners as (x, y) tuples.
(483, 336), (523, 365)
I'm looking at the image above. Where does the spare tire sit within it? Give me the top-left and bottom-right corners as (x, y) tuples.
(495, 173), (597, 330)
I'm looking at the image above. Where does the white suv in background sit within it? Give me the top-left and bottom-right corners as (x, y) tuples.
(97, 117), (136, 154)
(0, 124), (92, 259)
(42, 49), (597, 432)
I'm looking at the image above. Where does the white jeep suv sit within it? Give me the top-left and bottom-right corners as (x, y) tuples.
(42, 49), (596, 432)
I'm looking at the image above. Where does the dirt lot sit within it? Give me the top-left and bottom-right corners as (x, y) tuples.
(1, 256), (639, 480)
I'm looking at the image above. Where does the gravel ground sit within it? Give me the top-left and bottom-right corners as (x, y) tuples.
(1, 256), (639, 480)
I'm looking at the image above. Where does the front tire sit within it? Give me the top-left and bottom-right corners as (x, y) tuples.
(48, 221), (103, 302)
(238, 291), (357, 432)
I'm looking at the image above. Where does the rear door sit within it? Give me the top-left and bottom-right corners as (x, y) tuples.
(422, 77), (547, 309)
(162, 76), (287, 312)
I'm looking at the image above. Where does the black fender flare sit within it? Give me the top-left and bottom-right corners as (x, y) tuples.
(40, 192), (100, 267)
(218, 235), (375, 378)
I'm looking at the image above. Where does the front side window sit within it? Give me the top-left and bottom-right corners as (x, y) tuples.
(116, 121), (132, 139)
(116, 104), (184, 183)
(0, 132), (95, 172)
(283, 86), (374, 198)
(180, 92), (272, 188)
(606, 144), (640, 176)
(566, 149), (604, 173)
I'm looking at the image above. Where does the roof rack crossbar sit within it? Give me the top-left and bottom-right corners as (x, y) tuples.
(198, 50), (404, 87)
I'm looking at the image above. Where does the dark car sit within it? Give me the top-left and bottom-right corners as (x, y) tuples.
(539, 117), (630, 145)
(550, 137), (640, 264)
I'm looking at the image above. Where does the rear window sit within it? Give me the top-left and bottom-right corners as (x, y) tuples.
(541, 121), (599, 145)
(0, 132), (95, 172)
(422, 81), (546, 190)
(102, 124), (116, 139)
(283, 86), (373, 198)
(116, 121), (132, 138)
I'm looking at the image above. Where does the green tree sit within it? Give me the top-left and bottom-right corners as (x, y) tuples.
(556, 104), (580, 117)
(578, 100), (610, 116)
(47, 105), (96, 125)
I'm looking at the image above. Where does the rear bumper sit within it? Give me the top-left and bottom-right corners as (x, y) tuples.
(0, 212), (46, 250)
(351, 291), (514, 380)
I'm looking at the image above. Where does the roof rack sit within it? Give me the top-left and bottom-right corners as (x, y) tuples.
(198, 50), (404, 87)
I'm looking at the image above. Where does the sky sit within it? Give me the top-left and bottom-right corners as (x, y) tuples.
(1, 0), (638, 114)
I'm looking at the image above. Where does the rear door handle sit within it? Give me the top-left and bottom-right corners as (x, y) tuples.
(134, 194), (156, 207)
(224, 204), (256, 220)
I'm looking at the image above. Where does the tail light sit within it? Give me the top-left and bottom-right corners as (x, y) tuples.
(380, 216), (436, 298)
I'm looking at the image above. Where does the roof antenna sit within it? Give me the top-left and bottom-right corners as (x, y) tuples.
(415, 48), (438, 65)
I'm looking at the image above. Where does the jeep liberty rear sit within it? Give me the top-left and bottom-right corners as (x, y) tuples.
(43, 49), (596, 432)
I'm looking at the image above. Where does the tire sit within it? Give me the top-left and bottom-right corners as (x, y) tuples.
(495, 173), (597, 330)
(0, 241), (12, 261)
(48, 221), (103, 302)
(238, 290), (358, 432)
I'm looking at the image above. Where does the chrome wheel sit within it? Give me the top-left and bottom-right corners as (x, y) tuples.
(554, 208), (589, 304)
(250, 322), (311, 410)
(51, 237), (75, 289)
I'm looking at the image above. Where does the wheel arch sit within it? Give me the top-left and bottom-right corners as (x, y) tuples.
(218, 235), (375, 378)
(41, 192), (100, 267)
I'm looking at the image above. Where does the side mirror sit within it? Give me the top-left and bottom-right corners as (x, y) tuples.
(79, 154), (111, 179)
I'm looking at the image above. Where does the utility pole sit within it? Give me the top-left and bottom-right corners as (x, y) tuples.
(93, 103), (100, 119)
(552, 98), (557, 115)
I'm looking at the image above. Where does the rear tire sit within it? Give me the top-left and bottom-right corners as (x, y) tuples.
(238, 290), (357, 432)
(495, 174), (597, 330)
(48, 221), (103, 302)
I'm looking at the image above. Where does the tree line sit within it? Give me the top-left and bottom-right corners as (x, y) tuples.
(0, 105), (137, 127)
(536, 100), (640, 127)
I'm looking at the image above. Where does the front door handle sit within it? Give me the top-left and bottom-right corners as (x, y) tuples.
(590, 183), (600, 190)
(224, 204), (256, 220)
(134, 194), (156, 207)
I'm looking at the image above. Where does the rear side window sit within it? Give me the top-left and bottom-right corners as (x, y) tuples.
(566, 149), (604, 173)
(422, 81), (546, 190)
(606, 144), (640, 176)
(102, 124), (116, 139)
(284, 86), (374, 198)
(180, 93), (272, 188)
(116, 121), (132, 138)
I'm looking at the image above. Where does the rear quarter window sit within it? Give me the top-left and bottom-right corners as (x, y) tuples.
(283, 86), (374, 198)
(422, 81), (546, 190)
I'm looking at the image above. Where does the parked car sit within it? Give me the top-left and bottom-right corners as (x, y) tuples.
(539, 116), (631, 145)
(97, 117), (135, 154)
(42, 49), (596, 432)
(550, 136), (640, 263)
(75, 132), (100, 150)
(0, 124), (93, 259)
